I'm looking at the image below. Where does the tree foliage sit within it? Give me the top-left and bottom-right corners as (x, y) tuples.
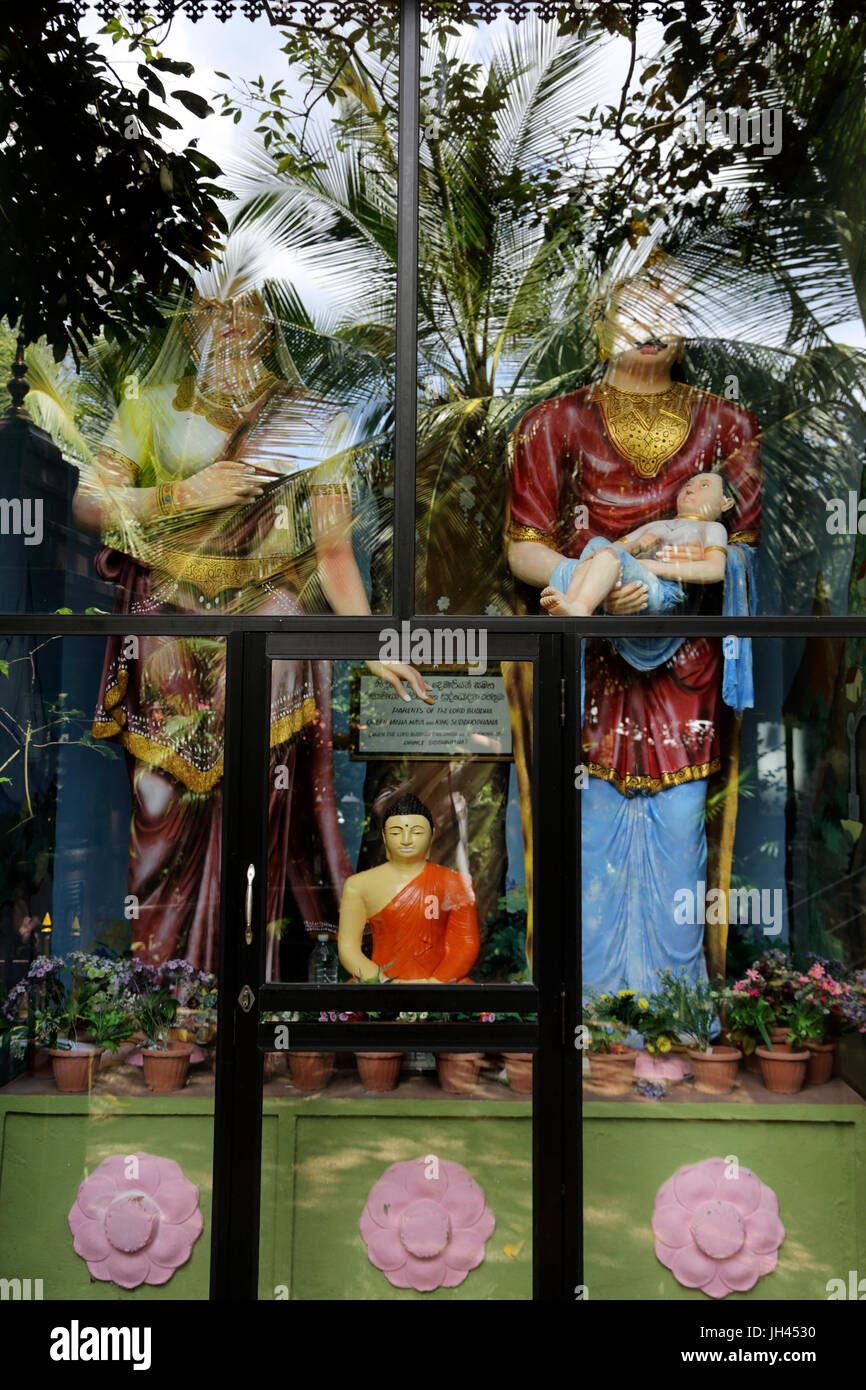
(0, 3), (229, 360)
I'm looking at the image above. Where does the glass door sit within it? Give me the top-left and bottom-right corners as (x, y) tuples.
(211, 626), (573, 1299)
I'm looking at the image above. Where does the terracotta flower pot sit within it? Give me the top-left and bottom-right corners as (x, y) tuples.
(49, 1046), (104, 1094)
(769, 1026), (793, 1046)
(287, 1052), (335, 1091)
(805, 1040), (836, 1087)
(355, 1052), (403, 1092)
(502, 1053), (533, 1094)
(141, 1047), (190, 1092)
(756, 1045), (809, 1095)
(744, 1050), (762, 1075)
(435, 1052), (483, 1094)
(587, 1048), (636, 1093)
(687, 1046), (741, 1094)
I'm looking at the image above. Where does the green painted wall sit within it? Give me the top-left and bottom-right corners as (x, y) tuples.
(0, 1098), (216, 1301)
(583, 1101), (866, 1302)
(260, 1102), (532, 1300)
(2, 1095), (863, 1301)
(0, 1096), (532, 1301)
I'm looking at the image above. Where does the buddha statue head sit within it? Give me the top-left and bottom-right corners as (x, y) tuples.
(382, 794), (434, 867)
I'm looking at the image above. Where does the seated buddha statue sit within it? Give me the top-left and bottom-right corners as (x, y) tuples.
(338, 794), (480, 983)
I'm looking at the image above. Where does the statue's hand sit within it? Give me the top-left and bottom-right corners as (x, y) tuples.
(655, 541), (704, 564)
(174, 460), (264, 513)
(602, 580), (648, 613)
(365, 660), (435, 704)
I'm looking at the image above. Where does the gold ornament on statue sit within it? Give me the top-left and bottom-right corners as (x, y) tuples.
(595, 381), (693, 478)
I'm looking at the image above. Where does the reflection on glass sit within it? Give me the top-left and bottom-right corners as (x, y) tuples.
(581, 637), (866, 1302)
(415, 9), (866, 618)
(266, 661), (532, 984)
(579, 636), (866, 1080)
(17, 11), (399, 617)
(339, 795), (480, 983)
(259, 1050), (532, 1301)
(0, 637), (219, 1299)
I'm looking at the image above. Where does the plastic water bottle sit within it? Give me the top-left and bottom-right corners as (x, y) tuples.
(309, 933), (338, 984)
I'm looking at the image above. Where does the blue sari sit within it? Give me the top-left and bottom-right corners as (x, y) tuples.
(572, 544), (756, 999)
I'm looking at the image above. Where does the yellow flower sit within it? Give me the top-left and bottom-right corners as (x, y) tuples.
(638, 998), (649, 1011)
(600, 994), (611, 1002)
(617, 989), (635, 999)
(658, 1036), (672, 1053)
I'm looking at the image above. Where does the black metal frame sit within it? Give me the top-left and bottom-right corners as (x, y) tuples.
(4, 0), (865, 1306)
(210, 626), (569, 1299)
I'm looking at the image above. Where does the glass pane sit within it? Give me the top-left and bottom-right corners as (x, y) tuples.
(265, 658), (532, 986)
(259, 1046), (532, 1300)
(0, 633), (222, 1299)
(9, 6), (396, 617)
(580, 635), (866, 1301)
(415, 6), (866, 618)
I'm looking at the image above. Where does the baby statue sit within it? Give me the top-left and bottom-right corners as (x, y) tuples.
(540, 470), (735, 617)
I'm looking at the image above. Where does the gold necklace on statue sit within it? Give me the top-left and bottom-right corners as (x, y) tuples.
(595, 381), (693, 478)
(173, 367), (279, 433)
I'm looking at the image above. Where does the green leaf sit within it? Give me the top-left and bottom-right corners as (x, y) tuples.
(170, 90), (214, 120)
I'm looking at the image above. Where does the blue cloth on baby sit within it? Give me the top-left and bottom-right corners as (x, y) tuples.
(549, 536), (685, 617)
(556, 536), (757, 717)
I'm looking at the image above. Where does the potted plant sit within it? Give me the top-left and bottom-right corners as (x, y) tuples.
(489, 1011), (536, 1094)
(131, 983), (190, 1092)
(722, 984), (776, 1074)
(163, 960), (218, 1044)
(4, 952), (134, 1093)
(344, 993), (403, 1091)
(288, 1043), (337, 1090)
(281, 1010), (338, 1091)
(427, 1010), (491, 1093)
(654, 970), (739, 1094)
(355, 1050), (403, 1091)
(744, 951), (796, 1039)
(583, 989), (639, 1092)
(634, 995), (691, 1082)
(38, 998), (106, 1095)
(755, 1000), (813, 1094)
(790, 960), (849, 1084)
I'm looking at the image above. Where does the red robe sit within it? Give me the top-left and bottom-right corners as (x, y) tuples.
(367, 862), (480, 981)
(507, 383), (762, 791)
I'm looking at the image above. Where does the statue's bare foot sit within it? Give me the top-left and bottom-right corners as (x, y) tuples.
(540, 586), (589, 616)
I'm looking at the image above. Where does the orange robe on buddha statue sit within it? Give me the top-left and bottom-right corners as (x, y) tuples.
(366, 862), (480, 982)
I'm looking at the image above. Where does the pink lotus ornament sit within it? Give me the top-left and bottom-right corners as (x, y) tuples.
(360, 1155), (495, 1291)
(652, 1157), (785, 1298)
(68, 1152), (203, 1288)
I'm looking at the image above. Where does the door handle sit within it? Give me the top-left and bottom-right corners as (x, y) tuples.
(245, 863), (255, 946)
